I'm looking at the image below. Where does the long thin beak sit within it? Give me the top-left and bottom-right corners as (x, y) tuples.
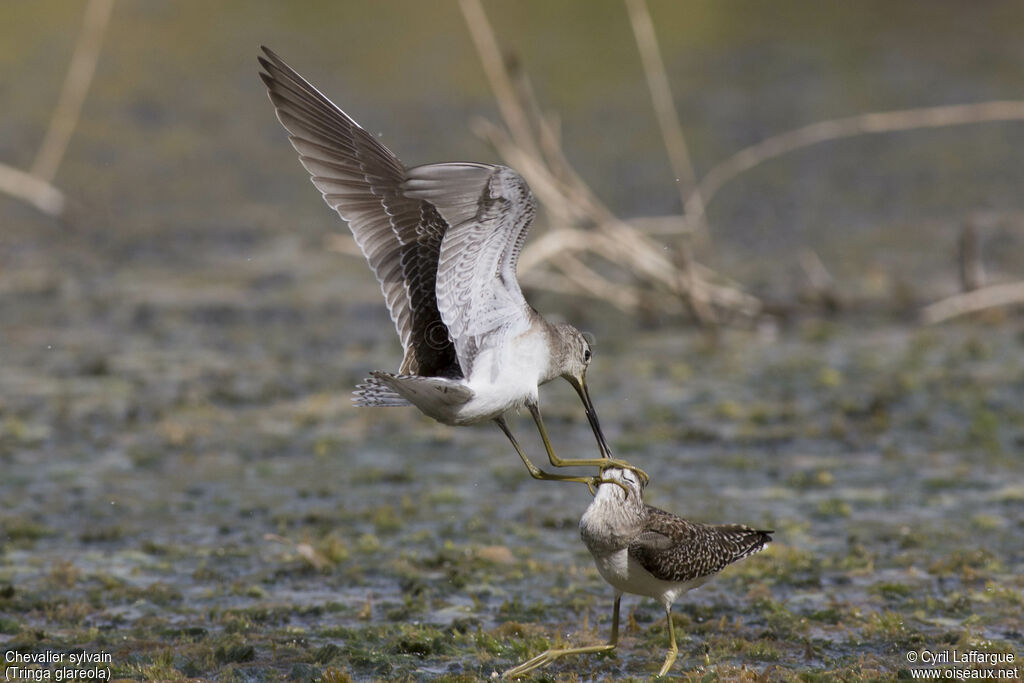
(569, 374), (613, 459)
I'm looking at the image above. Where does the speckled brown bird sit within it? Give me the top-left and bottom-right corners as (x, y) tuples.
(505, 468), (772, 678)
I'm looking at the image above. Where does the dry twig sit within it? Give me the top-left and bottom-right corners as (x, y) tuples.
(0, 0), (114, 217)
(0, 163), (66, 216)
(958, 221), (985, 292)
(684, 101), (1024, 231)
(921, 281), (1024, 324)
(798, 249), (842, 312)
(624, 0), (708, 245)
(332, 3), (1024, 327)
(457, 0), (758, 326)
(31, 0), (115, 182)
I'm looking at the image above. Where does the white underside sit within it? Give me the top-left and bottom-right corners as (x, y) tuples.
(591, 548), (708, 610)
(392, 329), (550, 425)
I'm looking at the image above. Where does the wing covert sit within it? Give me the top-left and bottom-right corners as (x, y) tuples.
(629, 507), (772, 583)
(405, 163), (537, 375)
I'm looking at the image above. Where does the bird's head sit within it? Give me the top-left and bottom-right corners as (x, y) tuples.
(589, 467), (647, 509)
(551, 324), (612, 459)
(599, 466), (646, 497)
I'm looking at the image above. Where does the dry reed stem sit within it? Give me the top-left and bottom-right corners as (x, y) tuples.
(799, 250), (836, 295)
(31, 0), (115, 182)
(458, 0), (754, 324)
(554, 253), (641, 311)
(458, 0), (542, 162)
(920, 281), (1024, 324)
(624, 0), (708, 246)
(1, 0), (113, 217)
(0, 163), (66, 216)
(685, 100), (1024, 228)
(626, 215), (691, 236)
(958, 222), (985, 292)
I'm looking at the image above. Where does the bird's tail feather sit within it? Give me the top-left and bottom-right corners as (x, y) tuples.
(353, 375), (412, 407)
(713, 524), (774, 563)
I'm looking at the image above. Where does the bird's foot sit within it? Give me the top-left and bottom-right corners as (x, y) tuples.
(656, 640), (679, 677)
(503, 643), (616, 679)
(588, 461), (650, 498)
(600, 459), (650, 486)
(588, 475), (629, 497)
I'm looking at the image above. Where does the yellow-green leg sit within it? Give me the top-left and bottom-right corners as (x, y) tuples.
(657, 607), (678, 677)
(504, 594), (622, 679)
(527, 404), (650, 485)
(494, 417), (601, 487)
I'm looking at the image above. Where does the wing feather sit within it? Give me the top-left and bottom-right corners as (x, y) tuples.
(259, 47), (458, 377)
(405, 163), (537, 375)
(628, 507), (772, 583)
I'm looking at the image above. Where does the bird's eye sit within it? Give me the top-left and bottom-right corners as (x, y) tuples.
(583, 348), (592, 362)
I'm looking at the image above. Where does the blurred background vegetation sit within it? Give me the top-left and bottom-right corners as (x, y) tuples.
(5, 0), (1024, 317)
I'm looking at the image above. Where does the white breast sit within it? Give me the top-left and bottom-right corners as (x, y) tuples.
(454, 331), (548, 423)
(590, 548), (708, 610)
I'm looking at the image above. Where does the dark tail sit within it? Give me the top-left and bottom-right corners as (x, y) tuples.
(713, 524), (774, 564)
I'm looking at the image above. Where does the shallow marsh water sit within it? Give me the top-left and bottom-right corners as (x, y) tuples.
(3, 1), (1024, 680)
(2, 237), (1022, 680)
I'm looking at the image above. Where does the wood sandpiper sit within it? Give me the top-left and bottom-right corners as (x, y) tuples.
(258, 48), (648, 488)
(505, 467), (772, 677)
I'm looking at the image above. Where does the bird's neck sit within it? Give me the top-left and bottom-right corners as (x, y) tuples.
(536, 315), (565, 384)
(579, 483), (646, 553)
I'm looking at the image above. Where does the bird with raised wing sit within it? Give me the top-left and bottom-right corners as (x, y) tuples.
(258, 47), (647, 487)
(505, 468), (772, 678)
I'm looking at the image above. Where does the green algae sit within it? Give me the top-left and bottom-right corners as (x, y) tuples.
(2, 4), (1024, 681)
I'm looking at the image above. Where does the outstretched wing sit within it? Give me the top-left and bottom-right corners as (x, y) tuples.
(404, 163), (536, 376)
(628, 507), (772, 583)
(258, 47), (458, 378)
